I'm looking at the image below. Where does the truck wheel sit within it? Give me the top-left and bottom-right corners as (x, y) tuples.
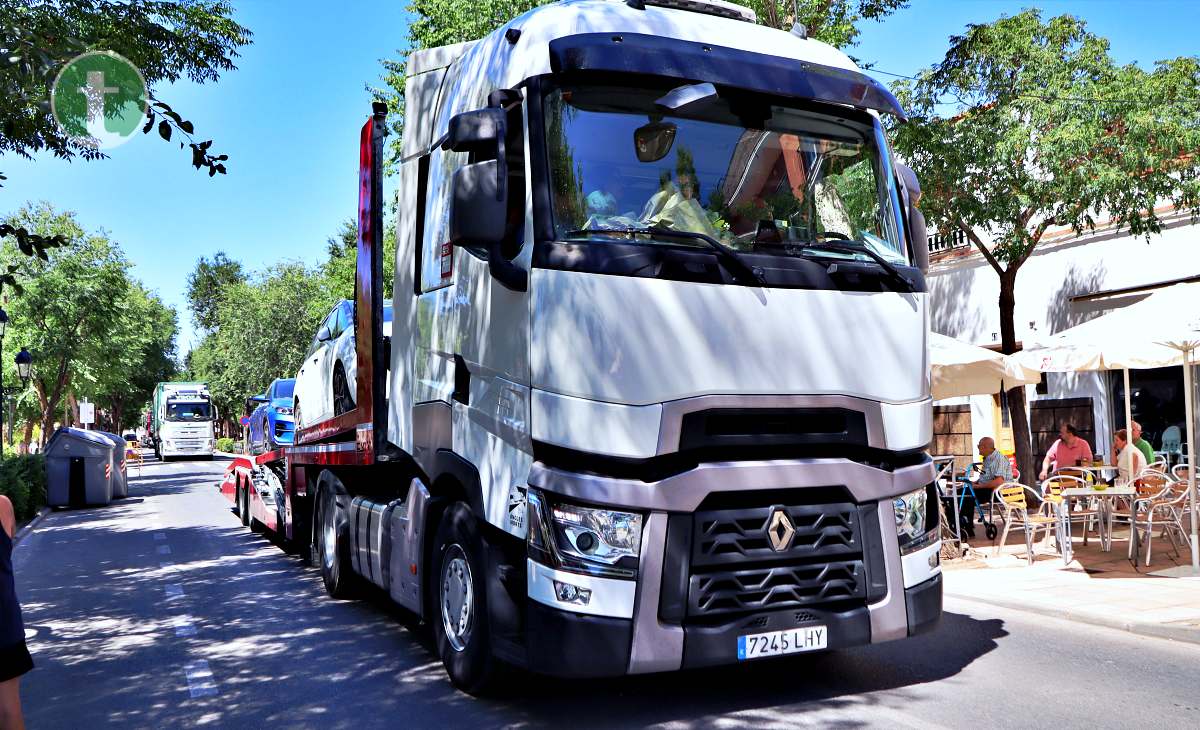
(430, 502), (496, 695)
(317, 481), (358, 598)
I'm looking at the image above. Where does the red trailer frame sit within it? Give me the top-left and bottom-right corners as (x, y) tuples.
(222, 104), (391, 544)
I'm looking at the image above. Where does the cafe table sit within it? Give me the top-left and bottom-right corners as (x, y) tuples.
(1055, 481), (1139, 565)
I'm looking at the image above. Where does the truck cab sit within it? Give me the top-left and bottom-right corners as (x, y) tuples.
(154, 382), (217, 460)
(373, 0), (939, 687)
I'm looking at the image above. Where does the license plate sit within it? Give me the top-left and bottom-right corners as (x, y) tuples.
(737, 626), (827, 660)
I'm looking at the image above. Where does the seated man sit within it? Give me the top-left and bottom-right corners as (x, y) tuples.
(1112, 428), (1147, 483)
(1039, 423), (1094, 480)
(974, 436), (1012, 514)
(1130, 420), (1157, 468)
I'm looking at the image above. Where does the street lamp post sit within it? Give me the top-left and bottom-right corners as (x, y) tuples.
(14, 348), (31, 450)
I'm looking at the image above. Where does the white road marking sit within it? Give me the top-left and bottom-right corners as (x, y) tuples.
(154, 532), (167, 541)
(183, 661), (219, 698)
(159, 561), (174, 571)
(157, 545), (171, 555)
(165, 584), (184, 600)
(174, 614), (197, 637)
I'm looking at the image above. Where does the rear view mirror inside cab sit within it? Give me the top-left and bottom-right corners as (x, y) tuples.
(634, 120), (677, 162)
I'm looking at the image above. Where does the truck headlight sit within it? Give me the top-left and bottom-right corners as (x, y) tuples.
(894, 484), (938, 555)
(527, 489), (641, 579)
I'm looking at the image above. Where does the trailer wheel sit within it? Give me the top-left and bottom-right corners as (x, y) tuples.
(240, 481), (250, 527)
(430, 502), (496, 695)
(317, 480), (358, 598)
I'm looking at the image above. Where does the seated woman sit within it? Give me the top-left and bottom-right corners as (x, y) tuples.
(1112, 428), (1147, 484)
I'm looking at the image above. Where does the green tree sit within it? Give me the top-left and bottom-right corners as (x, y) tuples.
(84, 284), (178, 432)
(188, 262), (340, 427)
(372, 0), (906, 165)
(186, 251), (245, 331)
(1, 202), (132, 443)
(890, 10), (1200, 483)
(0, 0), (251, 183)
(322, 218), (397, 300)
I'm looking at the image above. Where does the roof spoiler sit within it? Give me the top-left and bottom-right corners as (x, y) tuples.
(548, 33), (907, 121)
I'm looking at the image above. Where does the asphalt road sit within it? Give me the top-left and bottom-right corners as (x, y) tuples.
(12, 456), (1200, 728)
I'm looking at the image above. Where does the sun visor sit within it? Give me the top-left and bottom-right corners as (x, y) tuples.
(548, 33), (906, 121)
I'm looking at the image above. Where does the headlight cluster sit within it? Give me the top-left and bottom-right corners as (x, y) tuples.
(276, 407), (294, 416)
(894, 484), (938, 554)
(527, 489), (642, 579)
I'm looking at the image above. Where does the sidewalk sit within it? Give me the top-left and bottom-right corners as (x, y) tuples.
(942, 528), (1200, 645)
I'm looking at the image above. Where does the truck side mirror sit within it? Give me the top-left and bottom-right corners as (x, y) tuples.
(445, 107), (527, 292)
(896, 163), (929, 274)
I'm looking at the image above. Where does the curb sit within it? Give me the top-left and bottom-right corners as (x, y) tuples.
(14, 506), (51, 546)
(947, 591), (1200, 646)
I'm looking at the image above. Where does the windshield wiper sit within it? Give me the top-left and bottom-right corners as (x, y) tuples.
(564, 227), (764, 285)
(795, 240), (916, 292)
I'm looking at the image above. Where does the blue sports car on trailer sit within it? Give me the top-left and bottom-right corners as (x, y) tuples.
(248, 378), (296, 453)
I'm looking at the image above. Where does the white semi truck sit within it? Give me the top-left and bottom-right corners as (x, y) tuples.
(152, 381), (217, 460)
(224, 0), (939, 693)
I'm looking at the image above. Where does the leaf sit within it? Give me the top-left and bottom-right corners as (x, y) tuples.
(208, 165), (217, 177)
(142, 111), (155, 135)
(215, 154), (228, 161)
(158, 120), (171, 142)
(180, 120), (194, 135)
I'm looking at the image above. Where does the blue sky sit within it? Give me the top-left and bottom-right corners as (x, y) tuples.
(2, 0), (1197, 355)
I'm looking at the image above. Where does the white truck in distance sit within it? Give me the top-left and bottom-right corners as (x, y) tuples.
(267, 0), (940, 694)
(152, 382), (217, 460)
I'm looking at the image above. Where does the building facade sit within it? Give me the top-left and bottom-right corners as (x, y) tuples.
(928, 208), (1200, 469)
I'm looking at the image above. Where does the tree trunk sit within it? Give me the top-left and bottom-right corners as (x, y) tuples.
(999, 267), (1035, 486)
(21, 421), (32, 454)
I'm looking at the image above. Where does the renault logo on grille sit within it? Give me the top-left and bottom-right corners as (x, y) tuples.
(767, 508), (795, 552)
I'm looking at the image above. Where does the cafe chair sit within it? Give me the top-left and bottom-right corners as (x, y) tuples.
(1040, 474), (1098, 546)
(1130, 474), (1189, 566)
(992, 483), (1059, 564)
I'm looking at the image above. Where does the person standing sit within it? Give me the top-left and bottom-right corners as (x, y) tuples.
(0, 495), (32, 730)
(1039, 423), (1095, 481)
(1130, 421), (1157, 468)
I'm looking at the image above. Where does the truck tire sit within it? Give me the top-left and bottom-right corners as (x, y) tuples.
(430, 502), (497, 695)
(316, 479), (358, 598)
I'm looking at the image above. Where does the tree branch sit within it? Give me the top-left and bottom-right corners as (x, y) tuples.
(957, 217), (1005, 275)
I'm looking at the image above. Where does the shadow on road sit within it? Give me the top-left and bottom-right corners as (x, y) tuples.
(15, 459), (1008, 728)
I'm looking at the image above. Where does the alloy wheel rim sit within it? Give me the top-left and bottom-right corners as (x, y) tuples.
(322, 500), (337, 570)
(440, 544), (473, 652)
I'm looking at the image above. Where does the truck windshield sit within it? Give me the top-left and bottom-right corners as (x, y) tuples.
(166, 402), (212, 422)
(543, 83), (907, 265)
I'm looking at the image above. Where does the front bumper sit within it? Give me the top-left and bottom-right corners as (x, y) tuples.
(525, 575), (941, 677)
(522, 457), (941, 677)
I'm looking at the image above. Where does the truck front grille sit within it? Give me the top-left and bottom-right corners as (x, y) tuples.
(690, 560), (866, 616)
(673, 498), (875, 620)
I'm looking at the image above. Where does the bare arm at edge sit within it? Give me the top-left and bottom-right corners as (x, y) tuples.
(0, 495), (14, 539)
